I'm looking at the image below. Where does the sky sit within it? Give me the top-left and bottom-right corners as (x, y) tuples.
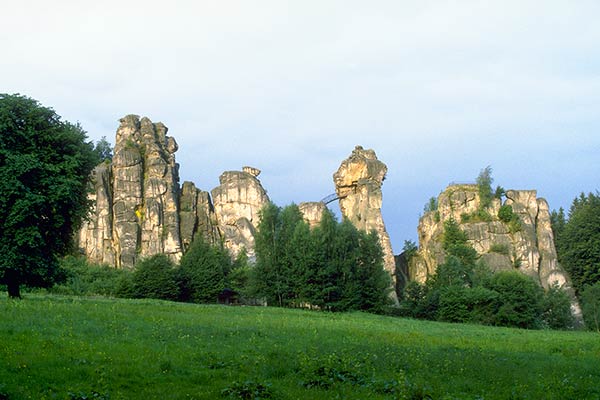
(2, 1), (599, 253)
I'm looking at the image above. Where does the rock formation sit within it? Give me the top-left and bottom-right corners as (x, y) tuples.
(78, 116), (269, 268)
(211, 168), (270, 260)
(333, 146), (398, 301)
(411, 184), (581, 316)
(298, 202), (327, 228)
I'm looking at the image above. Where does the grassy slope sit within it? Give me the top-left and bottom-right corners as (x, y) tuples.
(1, 294), (599, 400)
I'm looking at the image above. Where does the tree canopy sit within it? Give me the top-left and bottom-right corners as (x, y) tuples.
(0, 94), (97, 298)
(554, 192), (600, 294)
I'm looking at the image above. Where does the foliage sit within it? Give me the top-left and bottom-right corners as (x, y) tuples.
(460, 209), (492, 223)
(51, 256), (129, 297)
(130, 254), (179, 301)
(542, 283), (574, 330)
(178, 236), (231, 303)
(489, 243), (510, 255)
(423, 197), (438, 213)
(92, 136), (113, 164)
(555, 192), (600, 294)
(221, 380), (274, 399)
(476, 166), (494, 208)
(0, 94), (98, 298)
(2, 294), (600, 399)
(252, 204), (391, 313)
(581, 282), (600, 332)
(442, 219), (478, 266)
(497, 204), (522, 233)
(550, 207), (566, 242)
(484, 271), (544, 329)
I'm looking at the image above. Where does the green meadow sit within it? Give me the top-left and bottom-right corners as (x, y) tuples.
(1, 294), (599, 400)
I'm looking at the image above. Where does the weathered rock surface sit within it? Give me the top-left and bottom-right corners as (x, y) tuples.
(334, 146), (398, 301)
(411, 184), (581, 316)
(298, 202), (327, 228)
(211, 168), (270, 260)
(78, 163), (115, 265)
(179, 181), (220, 252)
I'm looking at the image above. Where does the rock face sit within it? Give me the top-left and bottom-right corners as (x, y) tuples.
(211, 169), (270, 260)
(411, 184), (580, 316)
(333, 146), (397, 298)
(78, 116), (269, 268)
(298, 202), (327, 228)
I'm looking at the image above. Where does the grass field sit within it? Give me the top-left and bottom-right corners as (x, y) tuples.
(1, 294), (599, 399)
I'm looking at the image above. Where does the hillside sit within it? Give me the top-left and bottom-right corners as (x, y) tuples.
(1, 294), (599, 399)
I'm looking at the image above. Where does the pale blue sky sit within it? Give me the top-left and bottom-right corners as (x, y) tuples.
(2, 1), (599, 252)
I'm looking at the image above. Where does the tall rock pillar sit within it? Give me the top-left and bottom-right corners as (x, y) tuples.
(334, 146), (398, 301)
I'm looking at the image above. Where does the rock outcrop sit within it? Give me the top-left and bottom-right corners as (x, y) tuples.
(211, 168), (270, 260)
(334, 146), (398, 301)
(298, 202), (327, 228)
(411, 184), (580, 316)
(78, 116), (269, 268)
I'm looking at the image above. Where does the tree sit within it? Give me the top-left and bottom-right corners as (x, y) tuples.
(130, 254), (180, 301)
(581, 283), (600, 332)
(476, 166), (494, 208)
(178, 236), (231, 303)
(0, 94), (97, 298)
(92, 136), (113, 163)
(555, 192), (600, 294)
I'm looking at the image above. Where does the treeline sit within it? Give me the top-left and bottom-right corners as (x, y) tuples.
(551, 192), (600, 331)
(398, 219), (574, 330)
(49, 203), (392, 314)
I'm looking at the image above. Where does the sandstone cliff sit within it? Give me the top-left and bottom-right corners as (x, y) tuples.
(411, 184), (580, 315)
(334, 146), (398, 302)
(211, 167), (270, 260)
(78, 116), (269, 268)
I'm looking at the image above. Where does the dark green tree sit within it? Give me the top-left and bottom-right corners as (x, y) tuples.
(484, 271), (544, 329)
(0, 94), (97, 298)
(92, 136), (113, 163)
(178, 236), (230, 303)
(541, 283), (574, 330)
(581, 282), (600, 332)
(476, 166), (494, 208)
(131, 254), (179, 301)
(555, 192), (600, 294)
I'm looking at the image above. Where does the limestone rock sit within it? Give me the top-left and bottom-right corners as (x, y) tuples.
(211, 169), (270, 260)
(334, 146), (398, 302)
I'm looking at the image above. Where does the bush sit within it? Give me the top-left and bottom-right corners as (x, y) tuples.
(489, 243), (510, 255)
(437, 285), (497, 324)
(131, 254), (179, 301)
(581, 283), (600, 332)
(485, 271), (543, 329)
(178, 236), (230, 303)
(51, 255), (127, 297)
(541, 284), (574, 330)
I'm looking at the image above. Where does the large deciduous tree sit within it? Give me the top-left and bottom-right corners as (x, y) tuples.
(0, 94), (97, 298)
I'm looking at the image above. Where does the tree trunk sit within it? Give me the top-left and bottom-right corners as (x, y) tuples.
(7, 282), (21, 299)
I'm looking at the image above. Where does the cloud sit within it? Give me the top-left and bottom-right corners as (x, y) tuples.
(2, 1), (600, 250)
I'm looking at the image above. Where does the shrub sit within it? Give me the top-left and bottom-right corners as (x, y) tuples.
(581, 282), (600, 332)
(437, 285), (497, 324)
(52, 255), (127, 297)
(178, 236), (230, 303)
(489, 243), (510, 255)
(131, 254), (179, 301)
(541, 284), (574, 330)
(498, 205), (515, 223)
(460, 209), (492, 223)
(485, 271), (544, 329)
